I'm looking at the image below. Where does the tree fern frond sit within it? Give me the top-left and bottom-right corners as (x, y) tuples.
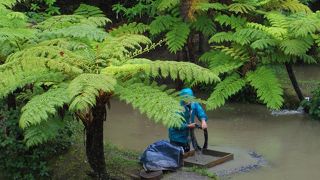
(214, 14), (247, 29)
(280, 37), (313, 55)
(209, 32), (234, 43)
(68, 74), (116, 112)
(74, 4), (105, 17)
(157, 0), (180, 11)
(115, 82), (184, 128)
(214, 46), (249, 61)
(40, 24), (107, 42)
(246, 66), (283, 109)
(190, 15), (216, 36)
(206, 73), (246, 110)
(24, 118), (66, 147)
(288, 13), (320, 37)
(195, 2), (227, 11)
(203, 52), (244, 74)
(281, 0), (311, 13)
(149, 15), (180, 35)
(165, 22), (190, 53)
(110, 22), (149, 36)
(19, 86), (69, 129)
(228, 3), (256, 14)
(250, 38), (278, 50)
(102, 59), (220, 84)
(264, 12), (289, 28)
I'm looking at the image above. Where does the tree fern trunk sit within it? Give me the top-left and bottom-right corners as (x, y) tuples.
(285, 63), (304, 102)
(85, 99), (107, 179)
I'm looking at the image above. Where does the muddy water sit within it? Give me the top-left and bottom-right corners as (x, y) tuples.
(105, 100), (320, 180)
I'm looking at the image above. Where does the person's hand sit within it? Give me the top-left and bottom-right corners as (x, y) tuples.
(201, 120), (207, 129)
(188, 123), (196, 129)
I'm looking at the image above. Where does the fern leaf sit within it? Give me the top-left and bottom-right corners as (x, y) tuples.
(250, 39), (278, 50)
(281, 0), (312, 13)
(103, 59), (220, 84)
(115, 82), (184, 128)
(280, 37), (313, 55)
(246, 66), (283, 109)
(110, 22), (149, 36)
(195, 2), (227, 11)
(214, 14), (247, 29)
(165, 22), (190, 53)
(19, 86), (69, 129)
(289, 13), (320, 37)
(206, 73), (246, 110)
(24, 118), (66, 147)
(190, 15), (216, 36)
(209, 32), (234, 44)
(74, 4), (105, 17)
(68, 74), (116, 112)
(149, 15), (179, 35)
(157, 0), (180, 11)
(228, 3), (256, 14)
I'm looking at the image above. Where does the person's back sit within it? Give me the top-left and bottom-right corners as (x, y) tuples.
(168, 88), (208, 152)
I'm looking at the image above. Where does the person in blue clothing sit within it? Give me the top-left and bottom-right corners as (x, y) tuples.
(169, 88), (208, 152)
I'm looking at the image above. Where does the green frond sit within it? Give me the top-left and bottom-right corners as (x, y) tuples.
(157, 0), (180, 11)
(24, 118), (66, 147)
(214, 14), (247, 29)
(115, 82), (184, 128)
(165, 22), (190, 53)
(190, 15), (216, 36)
(245, 23), (285, 39)
(206, 73), (246, 110)
(246, 66), (283, 109)
(19, 86), (69, 129)
(97, 34), (152, 62)
(250, 39), (278, 50)
(280, 37), (313, 55)
(195, 2), (227, 11)
(288, 13), (320, 37)
(228, 3), (256, 14)
(264, 12), (289, 28)
(102, 59), (220, 84)
(68, 74), (116, 112)
(281, 0), (311, 13)
(201, 51), (244, 74)
(214, 46), (249, 61)
(74, 4), (105, 17)
(149, 15), (180, 35)
(209, 32), (234, 43)
(298, 54), (317, 64)
(40, 24), (107, 42)
(110, 22), (149, 36)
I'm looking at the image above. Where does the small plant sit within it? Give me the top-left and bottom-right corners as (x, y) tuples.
(301, 86), (320, 120)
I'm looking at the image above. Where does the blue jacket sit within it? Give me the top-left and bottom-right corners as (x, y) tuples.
(168, 88), (208, 144)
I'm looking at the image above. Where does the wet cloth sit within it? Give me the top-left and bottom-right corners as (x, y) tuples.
(140, 140), (184, 171)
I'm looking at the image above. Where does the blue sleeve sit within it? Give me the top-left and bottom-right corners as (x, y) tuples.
(195, 103), (208, 121)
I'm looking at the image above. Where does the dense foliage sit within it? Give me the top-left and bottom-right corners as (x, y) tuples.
(113, 0), (320, 110)
(0, 102), (73, 179)
(301, 86), (320, 120)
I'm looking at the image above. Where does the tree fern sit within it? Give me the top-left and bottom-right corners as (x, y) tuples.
(115, 81), (184, 128)
(195, 2), (227, 11)
(165, 22), (190, 53)
(246, 66), (283, 109)
(280, 38), (313, 56)
(250, 38), (278, 50)
(19, 86), (69, 129)
(68, 74), (116, 112)
(280, 0), (311, 13)
(206, 73), (246, 110)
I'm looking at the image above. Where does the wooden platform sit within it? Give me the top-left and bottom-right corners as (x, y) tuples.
(183, 149), (234, 168)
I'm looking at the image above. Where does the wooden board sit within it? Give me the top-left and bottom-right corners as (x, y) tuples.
(183, 149), (234, 168)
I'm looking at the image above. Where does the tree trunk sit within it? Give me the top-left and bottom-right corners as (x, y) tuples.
(7, 93), (16, 110)
(85, 99), (107, 179)
(285, 63), (304, 101)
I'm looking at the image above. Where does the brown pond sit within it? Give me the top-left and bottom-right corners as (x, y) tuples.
(105, 99), (320, 180)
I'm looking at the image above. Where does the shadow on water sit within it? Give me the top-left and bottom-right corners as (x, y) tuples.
(105, 100), (320, 180)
